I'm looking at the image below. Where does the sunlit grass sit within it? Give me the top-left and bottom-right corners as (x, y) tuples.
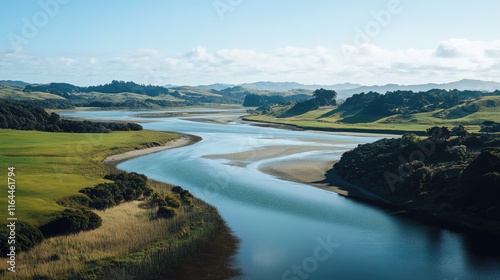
(0, 129), (179, 224)
(245, 96), (500, 134)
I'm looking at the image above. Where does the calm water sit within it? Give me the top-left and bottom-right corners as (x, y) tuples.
(63, 110), (500, 280)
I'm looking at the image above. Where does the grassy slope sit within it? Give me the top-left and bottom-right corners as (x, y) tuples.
(245, 96), (500, 134)
(0, 86), (65, 100)
(0, 129), (178, 225)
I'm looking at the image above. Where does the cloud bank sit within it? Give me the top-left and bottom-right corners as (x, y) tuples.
(1, 39), (499, 86)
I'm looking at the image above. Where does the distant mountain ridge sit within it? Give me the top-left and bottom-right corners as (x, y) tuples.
(4, 79), (500, 101)
(190, 79), (500, 100)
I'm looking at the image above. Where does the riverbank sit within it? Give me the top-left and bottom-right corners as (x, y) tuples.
(0, 129), (240, 279)
(103, 134), (201, 164)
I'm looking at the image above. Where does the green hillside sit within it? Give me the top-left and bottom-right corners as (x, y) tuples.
(0, 129), (179, 225)
(0, 86), (65, 100)
(245, 94), (500, 134)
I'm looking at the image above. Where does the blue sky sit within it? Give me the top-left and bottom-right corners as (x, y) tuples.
(1, 0), (500, 86)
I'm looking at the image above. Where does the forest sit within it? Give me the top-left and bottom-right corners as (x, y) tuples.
(330, 126), (500, 235)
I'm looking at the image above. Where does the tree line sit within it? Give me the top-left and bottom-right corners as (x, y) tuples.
(24, 80), (170, 97)
(0, 100), (142, 133)
(342, 89), (500, 116)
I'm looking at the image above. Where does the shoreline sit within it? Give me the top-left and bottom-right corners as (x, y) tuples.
(241, 116), (424, 137)
(102, 133), (202, 165)
(101, 133), (242, 279)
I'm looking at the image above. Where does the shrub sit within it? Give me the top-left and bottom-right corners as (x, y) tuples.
(56, 194), (92, 208)
(0, 221), (44, 254)
(151, 192), (167, 207)
(39, 209), (102, 238)
(165, 194), (181, 208)
(157, 206), (176, 219)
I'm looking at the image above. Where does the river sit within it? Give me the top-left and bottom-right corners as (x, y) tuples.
(62, 110), (500, 280)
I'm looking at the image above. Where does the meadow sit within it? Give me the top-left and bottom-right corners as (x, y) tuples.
(0, 129), (178, 225)
(0, 129), (240, 279)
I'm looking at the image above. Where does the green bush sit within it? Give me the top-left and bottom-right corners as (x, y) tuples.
(0, 221), (44, 254)
(165, 194), (181, 208)
(56, 194), (92, 208)
(157, 206), (176, 219)
(39, 209), (102, 237)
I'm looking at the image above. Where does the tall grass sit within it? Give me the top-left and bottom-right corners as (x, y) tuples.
(0, 189), (234, 279)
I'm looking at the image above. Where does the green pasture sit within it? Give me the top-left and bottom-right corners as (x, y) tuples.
(0, 129), (178, 225)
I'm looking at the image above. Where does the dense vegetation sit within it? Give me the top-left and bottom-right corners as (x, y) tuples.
(0, 100), (142, 132)
(24, 80), (169, 97)
(330, 126), (500, 235)
(242, 93), (310, 106)
(255, 88), (337, 116)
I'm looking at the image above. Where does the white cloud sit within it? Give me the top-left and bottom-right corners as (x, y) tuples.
(1, 39), (500, 86)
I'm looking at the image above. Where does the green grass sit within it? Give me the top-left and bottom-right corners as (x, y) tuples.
(246, 96), (500, 134)
(0, 129), (179, 225)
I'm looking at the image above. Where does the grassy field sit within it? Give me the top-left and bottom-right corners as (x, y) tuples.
(0, 129), (178, 224)
(0, 86), (65, 100)
(245, 96), (500, 135)
(0, 129), (241, 279)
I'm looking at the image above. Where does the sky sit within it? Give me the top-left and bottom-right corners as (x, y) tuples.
(1, 0), (500, 86)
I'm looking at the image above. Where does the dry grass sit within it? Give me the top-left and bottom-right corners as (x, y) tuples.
(0, 198), (202, 279)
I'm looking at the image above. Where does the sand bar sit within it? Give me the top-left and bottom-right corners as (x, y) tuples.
(103, 134), (201, 164)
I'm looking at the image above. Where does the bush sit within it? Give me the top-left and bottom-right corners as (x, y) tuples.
(151, 192), (167, 207)
(39, 209), (102, 237)
(0, 221), (44, 254)
(56, 194), (92, 208)
(165, 194), (181, 208)
(157, 206), (176, 219)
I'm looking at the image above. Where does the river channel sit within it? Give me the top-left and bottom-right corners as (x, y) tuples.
(62, 110), (500, 280)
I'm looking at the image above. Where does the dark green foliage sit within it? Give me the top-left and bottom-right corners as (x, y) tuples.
(339, 91), (379, 111)
(39, 209), (102, 237)
(0, 221), (44, 254)
(0, 100), (142, 133)
(24, 80), (169, 97)
(151, 192), (167, 207)
(335, 89), (494, 119)
(287, 99), (320, 115)
(21, 99), (75, 109)
(171, 186), (183, 194)
(165, 194), (181, 208)
(157, 206), (176, 219)
(426, 126), (451, 142)
(481, 121), (500, 133)
(461, 148), (500, 219)
(81, 172), (150, 210)
(451, 125), (469, 138)
(170, 186), (194, 206)
(312, 88), (337, 106)
(332, 127), (500, 229)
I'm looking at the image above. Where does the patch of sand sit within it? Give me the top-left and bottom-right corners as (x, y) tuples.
(103, 135), (200, 164)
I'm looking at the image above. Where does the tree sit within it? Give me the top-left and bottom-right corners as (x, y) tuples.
(426, 126), (450, 143)
(451, 125), (468, 138)
(157, 206), (176, 219)
(312, 88), (337, 106)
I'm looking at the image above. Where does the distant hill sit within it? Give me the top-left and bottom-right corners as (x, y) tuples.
(238, 81), (362, 92)
(0, 80), (31, 87)
(196, 83), (236, 91)
(188, 79), (500, 100)
(337, 79), (500, 99)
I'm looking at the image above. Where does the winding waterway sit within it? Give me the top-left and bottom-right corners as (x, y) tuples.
(63, 110), (500, 280)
